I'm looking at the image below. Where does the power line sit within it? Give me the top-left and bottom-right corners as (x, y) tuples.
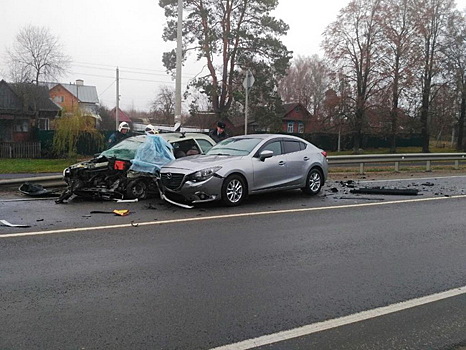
(70, 63), (196, 79)
(98, 80), (116, 98)
(68, 71), (175, 84)
(73, 61), (168, 74)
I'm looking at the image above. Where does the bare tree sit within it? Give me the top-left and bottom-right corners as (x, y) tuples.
(442, 9), (466, 150)
(379, 0), (418, 152)
(278, 55), (330, 116)
(323, 0), (385, 152)
(7, 25), (71, 84)
(411, 0), (455, 152)
(151, 86), (176, 125)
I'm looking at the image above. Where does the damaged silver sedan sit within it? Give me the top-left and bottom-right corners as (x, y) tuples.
(159, 134), (328, 207)
(56, 133), (216, 203)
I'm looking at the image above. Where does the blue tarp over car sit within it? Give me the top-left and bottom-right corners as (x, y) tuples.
(129, 134), (175, 174)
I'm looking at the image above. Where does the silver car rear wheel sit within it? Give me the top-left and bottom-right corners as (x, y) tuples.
(302, 168), (323, 195)
(221, 175), (246, 206)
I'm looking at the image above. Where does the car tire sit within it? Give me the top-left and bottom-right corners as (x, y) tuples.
(126, 179), (148, 199)
(302, 168), (323, 195)
(221, 174), (247, 206)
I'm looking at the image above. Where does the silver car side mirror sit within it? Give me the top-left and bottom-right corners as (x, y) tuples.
(259, 150), (273, 161)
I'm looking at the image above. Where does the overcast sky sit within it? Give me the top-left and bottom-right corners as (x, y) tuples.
(1, 0), (466, 112)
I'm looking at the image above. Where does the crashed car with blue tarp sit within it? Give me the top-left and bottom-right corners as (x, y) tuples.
(56, 132), (216, 203)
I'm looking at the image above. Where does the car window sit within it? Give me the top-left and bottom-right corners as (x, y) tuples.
(196, 139), (214, 153)
(283, 140), (302, 154)
(172, 140), (196, 158)
(262, 141), (282, 156)
(206, 137), (262, 156)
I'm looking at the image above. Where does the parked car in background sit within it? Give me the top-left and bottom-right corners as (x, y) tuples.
(56, 132), (216, 203)
(159, 134), (328, 207)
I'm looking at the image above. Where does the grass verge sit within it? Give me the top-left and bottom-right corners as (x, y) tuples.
(0, 158), (81, 174)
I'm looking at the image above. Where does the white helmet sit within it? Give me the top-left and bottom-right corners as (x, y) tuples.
(145, 124), (158, 135)
(118, 122), (130, 132)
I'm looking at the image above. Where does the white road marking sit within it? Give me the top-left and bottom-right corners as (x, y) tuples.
(210, 286), (466, 350)
(1, 194), (466, 239)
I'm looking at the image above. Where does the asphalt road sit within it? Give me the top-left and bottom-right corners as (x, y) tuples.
(1, 174), (465, 349)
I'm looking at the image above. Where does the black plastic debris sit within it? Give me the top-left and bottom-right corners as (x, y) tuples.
(350, 187), (419, 196)
(340, 180), (356, 188)
(90, 209), (130, 216)
(19, 182), (59, 197)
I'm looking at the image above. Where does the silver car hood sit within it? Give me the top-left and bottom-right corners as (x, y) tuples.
(162, 155), (243, 172)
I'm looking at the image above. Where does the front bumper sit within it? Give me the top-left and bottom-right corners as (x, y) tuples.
(160, 174), (224, 207)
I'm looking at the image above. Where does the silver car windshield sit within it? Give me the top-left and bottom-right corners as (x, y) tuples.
(100, 137), (144, 160)
(206, 137), (262, 156)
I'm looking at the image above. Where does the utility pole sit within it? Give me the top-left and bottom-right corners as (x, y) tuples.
(243, 70), (255, 135)
(116, 67), (120, 130)
(174, 0), (183, 125)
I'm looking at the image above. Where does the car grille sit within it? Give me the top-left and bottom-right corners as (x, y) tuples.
(161, 173), (185, 190)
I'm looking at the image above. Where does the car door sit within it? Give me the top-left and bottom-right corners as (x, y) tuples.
(282, 140), (310, 186)
(252, 140), (288, 191)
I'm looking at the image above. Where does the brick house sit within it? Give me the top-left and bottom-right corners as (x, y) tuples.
(49, 79), (100, 124)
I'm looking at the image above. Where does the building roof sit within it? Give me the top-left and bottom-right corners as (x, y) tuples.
(110, 107), (132, 123)
(282, 102), (311, 121)
(0, 79), (23, 111)
(49, 82), (99, 104)
(12, 83), (61, 112)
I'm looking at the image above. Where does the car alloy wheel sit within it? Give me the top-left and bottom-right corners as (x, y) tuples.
(221, 174), (246, 206)
(302, 168), (323, 195)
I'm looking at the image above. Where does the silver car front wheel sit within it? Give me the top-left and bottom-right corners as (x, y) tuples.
(221, 175), (246, 206)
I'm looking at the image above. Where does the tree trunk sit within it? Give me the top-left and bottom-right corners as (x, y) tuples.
(457, 93), (465, 151)
(420, 79), (431, 153)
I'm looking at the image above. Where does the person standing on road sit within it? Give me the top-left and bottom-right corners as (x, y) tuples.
(108, 122), (131, 148)
(209, 121), (229, 143)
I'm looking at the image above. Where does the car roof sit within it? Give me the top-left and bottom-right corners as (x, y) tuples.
(127, 133), (215, 144)
(160, 132), (215, 143)
(228, 133), (307, 142)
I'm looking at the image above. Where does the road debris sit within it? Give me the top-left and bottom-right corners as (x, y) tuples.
(89, 209), (130, 216)
(19, 182), (59, 197)
(338, 196), (386, 201)
(116, 198), (139, 203)
(350, 187), (419, 195)
(0, 219), (30, 228)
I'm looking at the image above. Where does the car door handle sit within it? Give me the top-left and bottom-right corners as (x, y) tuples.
(303, 156), (310, 161)
(278, 161), (285, 166)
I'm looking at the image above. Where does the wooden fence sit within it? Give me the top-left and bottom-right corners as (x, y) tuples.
(0, 142), (42, 158)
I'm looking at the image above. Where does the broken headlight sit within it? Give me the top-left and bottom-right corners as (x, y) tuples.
(188, 166), (222, 182)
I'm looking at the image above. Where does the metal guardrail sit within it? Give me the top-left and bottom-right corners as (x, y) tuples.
(328, 152), (466, 174)
(0, 153), (465, 190)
